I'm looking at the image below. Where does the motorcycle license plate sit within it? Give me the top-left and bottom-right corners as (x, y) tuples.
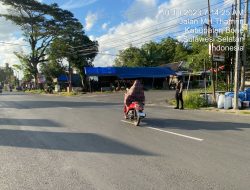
(138, 112), (146, 118)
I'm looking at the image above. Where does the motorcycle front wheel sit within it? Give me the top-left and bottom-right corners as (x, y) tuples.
(134, 110), (141, 126)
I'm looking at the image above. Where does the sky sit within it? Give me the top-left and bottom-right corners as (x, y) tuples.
(0, 0), (234, 70)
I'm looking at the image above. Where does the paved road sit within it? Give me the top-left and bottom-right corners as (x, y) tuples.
(0, 91), (250, 190)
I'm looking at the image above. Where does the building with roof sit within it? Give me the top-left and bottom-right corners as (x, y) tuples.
(84, 67), (176, 91)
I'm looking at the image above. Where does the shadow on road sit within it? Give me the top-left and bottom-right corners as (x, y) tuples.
(0, 129), (155, 156)
(0, 118), (61, 127)
(143, 118), (250, 131)
(0, 101), (121, 109)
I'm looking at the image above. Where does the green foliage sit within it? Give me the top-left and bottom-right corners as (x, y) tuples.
(14, 53), (33, 82)
(159, 37), (177, 62)
(47, 19), (98, 89)
(115, 46), (146, 67)
(184, 92), (208, 109)
(174, 43), (189, 62)
(0, 63), (15, 85)
(0, 0), (63, 83)
(60, 91), (78, 96)
(25, 89), (46, 94)
(141, 41), (162, 66)
(40, 60), (65, 83)
(115, 37), (189, 67)
(0, 0), (97, 88)
(216, 82), (228, 91)
(187, 36), (210, 72)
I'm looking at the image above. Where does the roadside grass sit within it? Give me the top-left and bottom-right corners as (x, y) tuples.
(92, 91), (116, 94)
(25, 89), (46, 94)
(167, 90), (208, 109)
(24, 88), (121, 96)
(241, 111), (250, 114)
(183, 91), (208, 109)
(167, 98), (176, 106)
(59, 91), (78, 96)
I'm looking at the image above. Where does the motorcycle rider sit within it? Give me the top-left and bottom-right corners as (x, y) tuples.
(124, 80), (145, 117)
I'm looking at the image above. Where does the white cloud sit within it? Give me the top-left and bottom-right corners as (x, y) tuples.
(93, 51), (115, 67)
(61, 0), (98, 10)
(0, 36), (28, 67)
(102, 23), (109, 30)
(89, 35), (96, 41)
(125, 0), (158, 21)
(93, 0), (229, 66)
(138, 0), (157, 4)
(0, 3), (28, 68)
(85, 12), (98, 31)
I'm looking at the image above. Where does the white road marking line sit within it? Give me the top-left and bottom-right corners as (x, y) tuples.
(146, 127), (204, 141)
(61, 107), (73, 110)
(120, 120), (203, 141)
(85, 95), (108, 98)
(121, 120), (135, 125)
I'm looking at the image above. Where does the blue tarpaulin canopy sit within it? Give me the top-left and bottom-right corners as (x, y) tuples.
(58, 75), (68, 82)
(84, 67), (176, 79)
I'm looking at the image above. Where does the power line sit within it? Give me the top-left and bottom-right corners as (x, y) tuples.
(0, 1), (236, 53)
(99, 0), (227, 44)
(100, 6), (234, 52)
(68, 0), (228, 51)
(16, 0), (233, 52)
(79, 24), (230, 58)
(70, 0), (233, 51)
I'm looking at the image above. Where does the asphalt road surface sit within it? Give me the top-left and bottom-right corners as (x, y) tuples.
(0, 91), (250, 190)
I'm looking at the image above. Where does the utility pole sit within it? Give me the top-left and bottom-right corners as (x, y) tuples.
(233, 0), (241, 110)
(208, 0), (216, 102)
(68, 63), (72, 93)
(228, 3), (237, 91)
(204, 59), (207, 104)
(240, 0), (249, 91)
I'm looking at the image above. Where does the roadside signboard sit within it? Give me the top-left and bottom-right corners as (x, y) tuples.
(210, 44), (225, 62)
(213, 55), (225, 62)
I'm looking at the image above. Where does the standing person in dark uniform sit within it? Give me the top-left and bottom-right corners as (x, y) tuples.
(174, 76), (184, 110)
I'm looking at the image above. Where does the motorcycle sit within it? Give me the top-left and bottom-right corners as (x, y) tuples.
(124, 101), (146, 126)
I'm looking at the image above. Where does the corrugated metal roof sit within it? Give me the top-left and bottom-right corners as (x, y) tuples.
(84, 67), (176, 79)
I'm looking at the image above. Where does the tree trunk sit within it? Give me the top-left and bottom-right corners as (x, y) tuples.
(33, 65), (39, 89)
(240, 65), (245, 91)
(79, 72), (87, 91)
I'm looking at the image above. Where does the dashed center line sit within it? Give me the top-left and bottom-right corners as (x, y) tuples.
(61, 107), (73, 110)
(146, 127), (204, 141)
(121, 120), (135, 124)
(121, 120), (204, 141)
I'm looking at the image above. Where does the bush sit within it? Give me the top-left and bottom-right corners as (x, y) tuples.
(4, 85), (8, 91)
(26, 89), (46, 94)
(184, 92), (208, 109)
(206, 81), (233, 92)
(60, 91), (78, 96)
